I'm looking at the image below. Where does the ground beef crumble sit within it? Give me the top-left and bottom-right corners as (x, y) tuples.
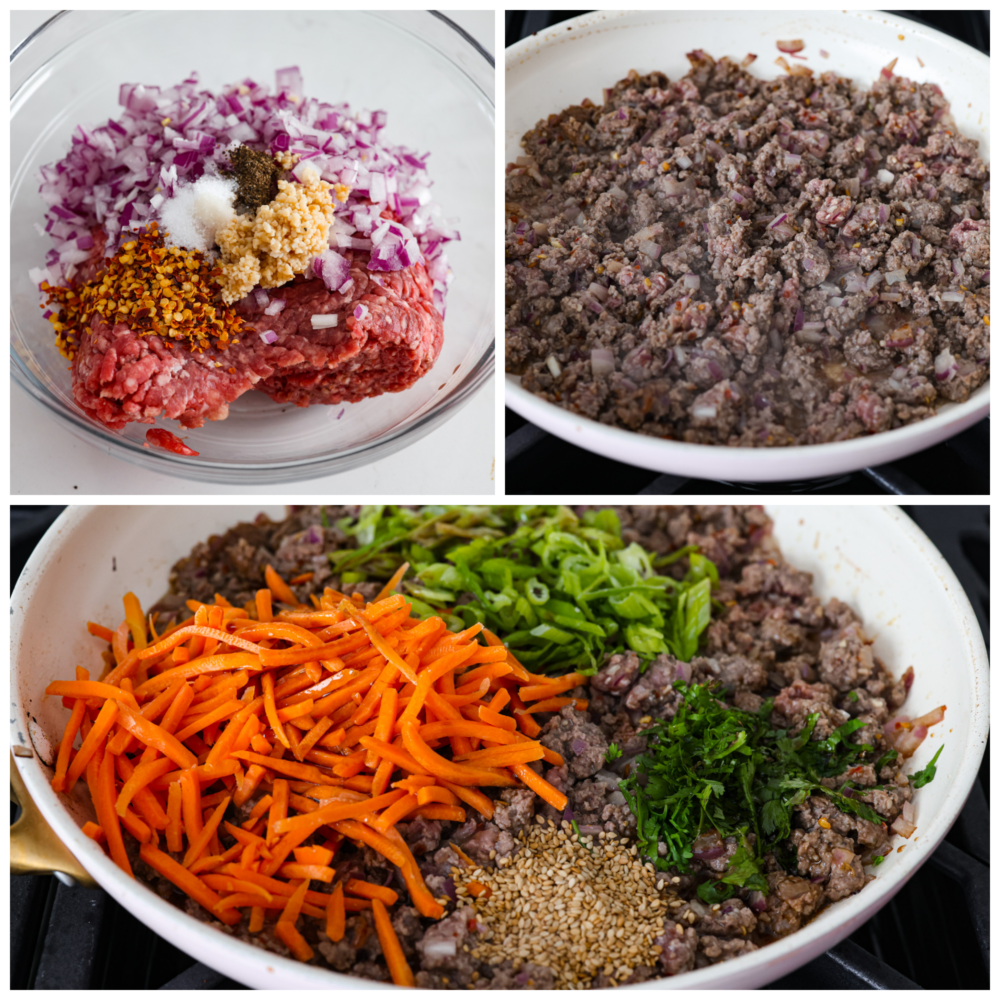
(506, 54), (989, 445)
(147, 505), (925, 986)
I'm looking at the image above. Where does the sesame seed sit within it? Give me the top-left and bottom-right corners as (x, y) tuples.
(452, 823), (667, 988)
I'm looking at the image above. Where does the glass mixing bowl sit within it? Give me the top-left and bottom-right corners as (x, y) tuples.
(11, 11), (494, 484)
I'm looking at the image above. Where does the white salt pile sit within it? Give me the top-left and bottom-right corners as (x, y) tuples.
(159, 175), (238, 252)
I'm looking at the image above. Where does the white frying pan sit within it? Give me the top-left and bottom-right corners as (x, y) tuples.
(9, 505), (989, 988)
(505, 10), (989, 482)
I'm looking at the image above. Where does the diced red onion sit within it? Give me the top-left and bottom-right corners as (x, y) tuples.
(353, 303), (369, 321)
(591, 348), (615, 377)
(952, 259), (965, 277)
(890, 802), (917, 838)
(884, 268), (907, 285)
(682, 273), (701, 289)
(638, 240), (662, 259)
(707, 359), (724, 380)
(831, 848), (856, 872)
(877, 169), (894, 185)
(940, 290), (964, 303)
(828, 296), (845, 307)
(819, 49), (829, 58)
(777, 39), (805, 53)
(263, 298), (286, 316)
(910, 238), (920, 257)
(258, 329), (278, 344)
(310, 314), (338, 329)
(911, 705), (946, 729)
(769, 213), (789, 229)
(691, 832), (726, 860)
(792, 306), (805, 333)
(312, 249), (351, 292)
(691, 403), (718, 420)
(934, 347), (959, 381)
(784, 152), (802, 166)
(880, 292), (903, 302)
(886, 334), (914, 348)
(588, 282), (609, 302)
(253, 287), (269, 309)
(845, 177), (860, 197)
(546, 355), (562, 378)
(741, 54), (757, 68)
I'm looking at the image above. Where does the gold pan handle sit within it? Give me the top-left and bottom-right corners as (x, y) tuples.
(10, 752), (98, 888)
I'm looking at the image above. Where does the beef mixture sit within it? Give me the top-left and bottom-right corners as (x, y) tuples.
(141, 505), (931, 986)
(505, 53), (989, 445)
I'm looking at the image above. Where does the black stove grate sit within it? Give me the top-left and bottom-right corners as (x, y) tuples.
(504, 10), (989, 496)
(10, 506), (989, 988)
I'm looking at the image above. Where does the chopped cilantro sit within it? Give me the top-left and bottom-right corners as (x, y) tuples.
(910, 745), (944, 788)
(605, 743), (623, 763)
(848, 690), (859, 702)
(327, 505), (718, 675)
(618, 681), (886, 896)
(870, 854), (885, 866)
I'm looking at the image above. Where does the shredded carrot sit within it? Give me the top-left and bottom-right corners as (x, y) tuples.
(415, 785), (460, 806)
(183, 795), (232, 868)
(466, 879), (493, 899)
(83, 821), (106, 843)
(373, 562), (410, 604)
(47, 584), (586, 965)
(64, 699), (120, 793)
(88, 621), (115, 643)
(511, 762), (568, 812)
(265, 565), (300, 607)
(95, 748), (132, 875)
(438, 780), (495, 820)
(345, 878), (399, 906)
(293, 844), (334, 866)
(326, 881), (346, 941)
(372, 897), (415, 986)
(519, 696), (589, 714)
(372, 792), (419, 833)
(518, 672), (587, 700)
(166, 780), (184, 853)
(52, 688), (88, 793)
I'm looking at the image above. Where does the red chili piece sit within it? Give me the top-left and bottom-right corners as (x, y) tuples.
(145, 428), (199, 456)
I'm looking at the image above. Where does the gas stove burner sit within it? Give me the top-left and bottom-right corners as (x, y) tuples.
(713, 476), (853, 493)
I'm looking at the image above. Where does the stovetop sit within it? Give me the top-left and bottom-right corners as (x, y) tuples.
(504, 10), (990, 496)
(10, 505), (989, 989)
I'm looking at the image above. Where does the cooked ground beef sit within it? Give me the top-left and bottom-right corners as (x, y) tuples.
(151, 505), (924, 985)
(505, 54), (989, 445)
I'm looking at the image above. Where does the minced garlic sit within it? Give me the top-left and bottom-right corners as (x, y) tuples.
(216, 165), (334, 304)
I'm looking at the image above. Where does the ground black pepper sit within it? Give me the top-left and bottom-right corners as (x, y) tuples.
(227, 145), (281, 213)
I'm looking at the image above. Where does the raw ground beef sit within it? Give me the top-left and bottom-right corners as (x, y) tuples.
(505, 53), (989, 445)
(71, 246), (442, 430)
(151, 505), (925, 986)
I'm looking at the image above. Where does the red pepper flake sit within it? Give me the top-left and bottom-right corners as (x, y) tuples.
(44, 221), (246, 361)
(144, 428), (199, 457)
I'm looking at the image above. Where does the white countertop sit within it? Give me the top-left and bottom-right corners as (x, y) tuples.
(11, 10), (497, 497)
